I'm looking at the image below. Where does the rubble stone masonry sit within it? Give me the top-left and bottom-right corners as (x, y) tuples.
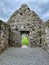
(0, 20), (9, 53)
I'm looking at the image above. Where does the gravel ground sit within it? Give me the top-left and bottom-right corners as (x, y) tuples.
(0, 47), (49, 65)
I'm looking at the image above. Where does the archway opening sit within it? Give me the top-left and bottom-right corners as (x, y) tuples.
(20, 31), (29, 48)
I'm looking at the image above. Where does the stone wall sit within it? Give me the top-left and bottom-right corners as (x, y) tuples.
(7, 4), (45, 47)
(0, 20), (9, 53)
(44, 26), (49, 51)
(40, 21), (49, 52)
(9, 27), (22, 47)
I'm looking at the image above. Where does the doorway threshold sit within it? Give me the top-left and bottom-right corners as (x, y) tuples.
(22, 46), (28, 48)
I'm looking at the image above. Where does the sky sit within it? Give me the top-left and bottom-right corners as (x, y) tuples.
(0, 0), (49, 22)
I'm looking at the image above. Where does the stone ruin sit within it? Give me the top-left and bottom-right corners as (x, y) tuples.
(44, 20), (49, 52)
(0, 4), (47, 53)
(7, 4), (45, 47)
(0, 20), (9, 53)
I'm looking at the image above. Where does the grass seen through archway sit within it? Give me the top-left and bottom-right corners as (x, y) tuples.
(21, 36), (28, 46)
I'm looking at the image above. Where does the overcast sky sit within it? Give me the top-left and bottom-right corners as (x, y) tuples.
(0, 0), (49, 22)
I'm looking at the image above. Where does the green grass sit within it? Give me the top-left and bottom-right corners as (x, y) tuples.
(21, 36), (28, 46)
